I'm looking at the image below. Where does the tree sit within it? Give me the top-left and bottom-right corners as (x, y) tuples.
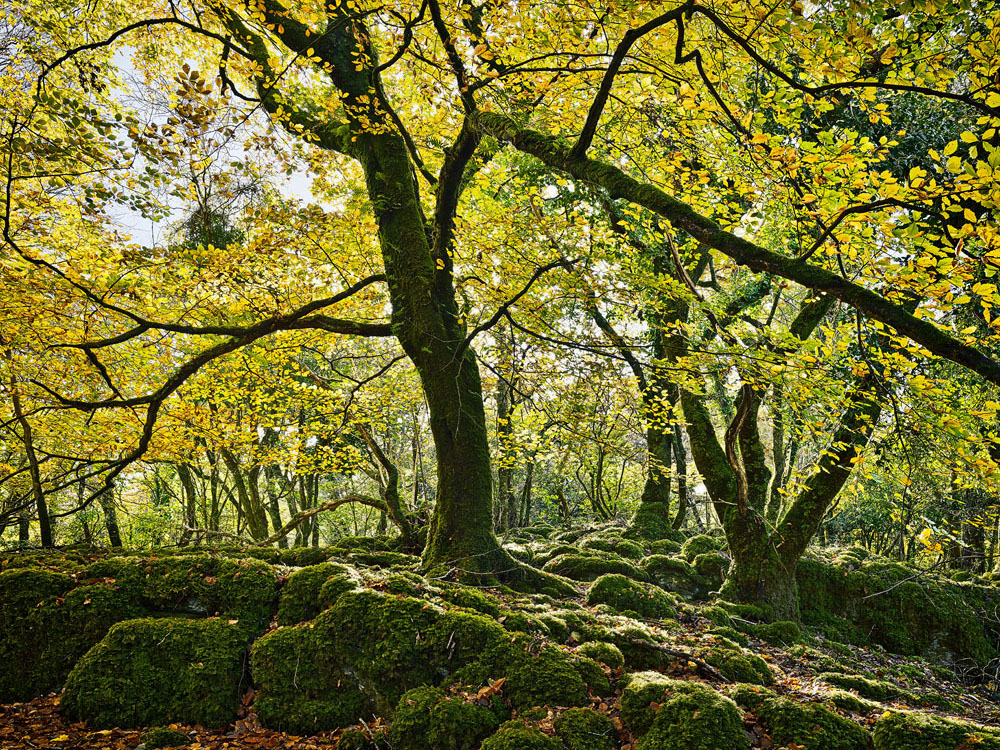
(3, 0), (999, 608)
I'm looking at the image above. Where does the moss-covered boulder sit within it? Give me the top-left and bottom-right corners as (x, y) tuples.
(586, 574), (676, 619)
(543, 553), (646, 583)
(580, 536), (645, 560)
(0, 568), (143, 702)
(277, 562), (358, 626)
(621, 673), (748, 750)
(873, 710), (1000, 749)
(389, 686), (501, 750)
(61, 617), (247, 728)
(480, 721), (562, 750)
(251, 589), (591, 733)
(680, 534), (723, 562)
(730, 684), (870, 750)
(640, 556), (706, 601)
(86, 555), (279, 635)
(553, 707), (617, 750)
(576, 641), (625, 669)
(797, 555), (997, 667)
(820, 672), (901, 702)
(691, 552), (729, 590)
(701, 646), (773, 685)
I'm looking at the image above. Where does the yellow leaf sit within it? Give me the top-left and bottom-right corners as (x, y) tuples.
(943, 140), (958, 156)
(960, 130), (977, 143)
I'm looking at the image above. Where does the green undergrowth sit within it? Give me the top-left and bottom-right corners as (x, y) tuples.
(0, 532), (998, 747)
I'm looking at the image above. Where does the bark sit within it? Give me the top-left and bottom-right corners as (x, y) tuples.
(220, 448), (269, 542)
(11, 381), (51, 547)
(99, 484), (122, 548)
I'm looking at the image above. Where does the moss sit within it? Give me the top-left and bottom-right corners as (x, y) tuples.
(346, 550), (419, 568)
(251, 625), (364, 734)
(640, 556), (706, 601)
(873, 710), (1000, 750)
(751, 619), (803, 645)
(553, 707), (617, 750)
(378, 572), (426, 597)
(702, 646), (773, 685)
(85, 555), (278, 635)
(797, 556), (996, 667)
(649, 538), (683, 555)
(625, 502), (683, 542)
(536, 612), (571, 641)
(278, 563), (355, 626)
(61, 617), (246, 728)
(581, 536), (645, 560)
(252, 590), (588, 732)
(318, 571), (363, 610)
(587, 574), (676, 619)
(576, 641), (624, 669)
(481, 720), (562, 750)
(680, 534), (723, 562)
(437, 584), (503, 617)
(691, 552), (728, 588)
(820, 672), (899, 701)
(570, 655), (611, 697)
(730, 684), (870, 750)
(629, 678), (749, 750)
(825, 689), (880, 714)
(141, 727), (191, 748)
(619, 671), (675, 735)
(707, 626), (748, 647)
(335, 727), (391, 750)
(389, 686), (500, 750)
(543, 553), (646, 583)
(497, 610), (549, 635)
(0, 569), (143, 702)
(693, 604), (732, 627)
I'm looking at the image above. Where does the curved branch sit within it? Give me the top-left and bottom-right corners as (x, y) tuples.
(477, 113), (1000, 388)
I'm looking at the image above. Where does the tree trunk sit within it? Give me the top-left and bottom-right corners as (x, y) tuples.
(99, 484), (122, 548)
(12, 382), (51, 547)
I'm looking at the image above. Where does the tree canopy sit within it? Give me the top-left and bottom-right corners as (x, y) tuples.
(1, 0), (999, 614)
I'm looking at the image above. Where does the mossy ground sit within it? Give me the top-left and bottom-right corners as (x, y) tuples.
(1, 536), (998, 748)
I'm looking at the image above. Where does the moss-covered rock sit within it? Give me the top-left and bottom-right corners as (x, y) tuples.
(251, 590), (590, 733)
(480, 721), (562, 750)
(543, 553), (646, 583)
(61, 617), (247, 728)
(389, 686), (500, 750)
(587, 574), (676, 619)
(797, 555), (997, 667)
(680, 535), (723, 562)
(701, 646), (773, 685)
(706, 626), (748, 647)
(0, 568), (143, 702)
(649, 538), (683, 555)
(141, 727), (191, 748)
(730, 684), (870, 750)
(576, 641), (625, 669)
(873, 710), (1000, 750)
(622, 674), (748, 750)
(691, 552), (729, 590)
(825, 689), (880, 714)
(437, 584), (503, 617)
(553, 707), (617, 750)
(85, 555), (278, 635)
(580, 536), (645, 560)
(640, 556), (706, 601)
(820, 672), (899, 701)
(749, 619), (803, 646)
(277, 562), (356, 626)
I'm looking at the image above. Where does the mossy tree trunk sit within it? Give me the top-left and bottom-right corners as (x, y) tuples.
(676, 294), (891, 621)
(222, 2), (513, 574)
